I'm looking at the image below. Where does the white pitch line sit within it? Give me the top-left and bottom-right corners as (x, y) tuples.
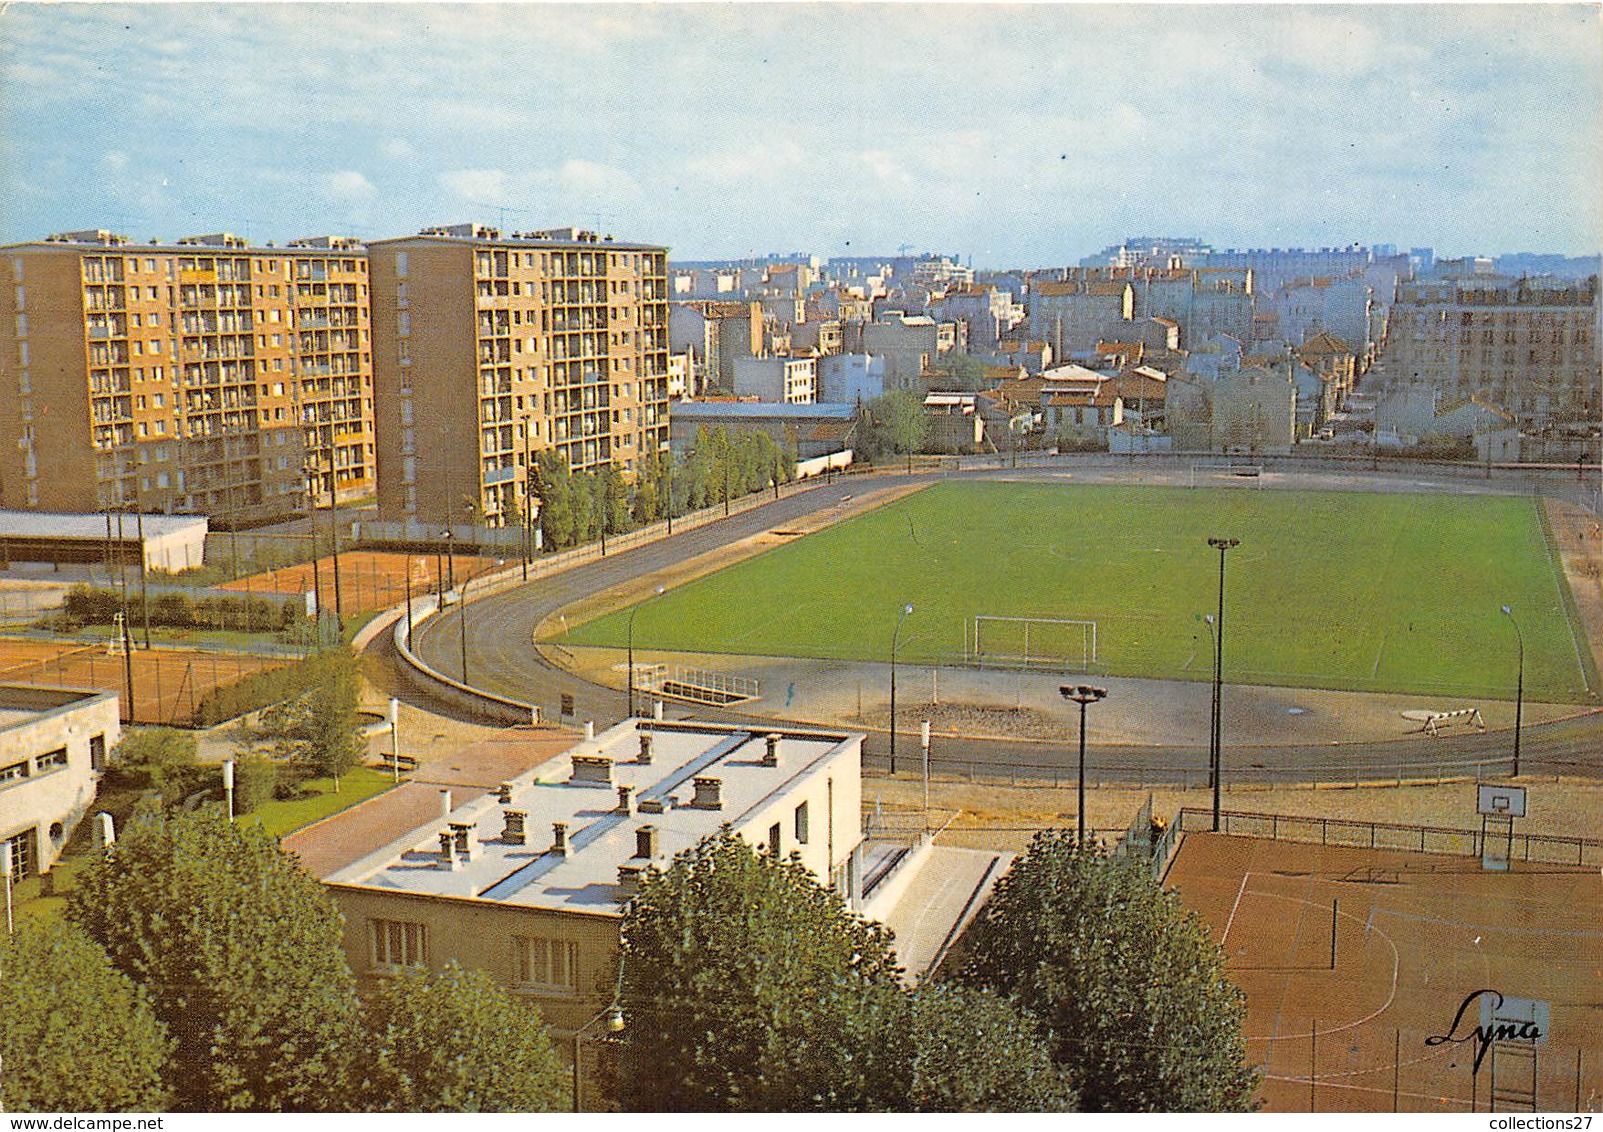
(1220, 870), (1251, 951)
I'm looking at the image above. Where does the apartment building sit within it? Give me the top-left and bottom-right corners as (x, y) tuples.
(1379, 275), (1600, 427)
(368, 225), (670, 529)
(1030, 280), (1135, 357)
(733, 354), (818, 404)
(0, 230), (375, 522)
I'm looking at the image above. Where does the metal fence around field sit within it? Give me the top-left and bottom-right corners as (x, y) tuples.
(1175, 806), (1603, 868)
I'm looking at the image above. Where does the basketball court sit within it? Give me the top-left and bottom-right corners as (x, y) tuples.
(1166, 829), (1602, 1112)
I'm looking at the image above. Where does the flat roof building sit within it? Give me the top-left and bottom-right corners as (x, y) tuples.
(0, 230), (376, 523)
(0, 684), (119, 879)
(323, 719), (863, 1034)
(0, 509), (208, 572)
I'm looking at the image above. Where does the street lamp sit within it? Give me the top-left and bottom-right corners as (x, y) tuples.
(1501, 605), (1524, 777)
(664, 454), (674, 536)
(627, 586), (666, 717)
(1202, 613), (1218, 793)
(574, 952), (627, 1112)
(1060, 684), (1107, 844)
(889, 602), (914, 774)
(1208, 536), (1240, 832)
(572, 1001), (626, 1112)
(455, 561), (503, 687)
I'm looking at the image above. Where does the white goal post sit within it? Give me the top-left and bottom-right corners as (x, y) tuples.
(969, 615), (1098, 670)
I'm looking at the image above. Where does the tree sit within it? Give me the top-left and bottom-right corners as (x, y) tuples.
(67, 808), (362, 1112)
(955, 833), (1258, 1112)
(534, 450), (576, 550)
(106, 726), (199, 804)
(362, 962), (567, 1112)
(902, 983), (1075, 1112)
(615, 830), (906, 1111)
(865, 389), (929, 464)
(0, 920), (173, 1112)
(253, 646), (363, 789)
(932, 353), (991, 392)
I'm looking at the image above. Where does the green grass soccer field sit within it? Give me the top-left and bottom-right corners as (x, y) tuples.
(561, 481), (1594, 701)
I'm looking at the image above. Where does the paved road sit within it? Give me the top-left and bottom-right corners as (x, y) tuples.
(410, 464), (1603, 786)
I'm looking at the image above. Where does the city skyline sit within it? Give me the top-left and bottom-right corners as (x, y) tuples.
(2, 4), (1601, 266)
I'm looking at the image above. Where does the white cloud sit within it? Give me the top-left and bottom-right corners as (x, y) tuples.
(558, 159), (637, 197)
(102, 150), (130, 172)
(682, 141), (805, 182)
(439, 168), (511, 206)
(380, 138), (415, 161)
(326, 170), (375, 200)
(860, 151), (911, 188)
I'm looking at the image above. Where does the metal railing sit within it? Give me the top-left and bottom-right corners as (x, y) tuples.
(1175, 806), (1603, 867)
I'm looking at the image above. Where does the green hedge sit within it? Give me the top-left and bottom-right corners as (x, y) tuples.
(193, 648), (358, 728)
(61, 586), (304, 634)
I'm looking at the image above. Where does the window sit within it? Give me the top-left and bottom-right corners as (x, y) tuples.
(34, 747), (68, 773)
(89, 734), (107, 772)
(514, 936), (579, 991)
(0, 760), (29, 784)
(768, 822), (782, 856)
(4, 830), (34, 879)
(370, 918), (428, 968)
(794, 801), (810, 844)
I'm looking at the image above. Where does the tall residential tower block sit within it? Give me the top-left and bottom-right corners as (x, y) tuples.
(0, 230), (375, 522)
(367, 225), (670, 529)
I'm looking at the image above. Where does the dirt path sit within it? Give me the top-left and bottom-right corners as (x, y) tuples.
(1546, 498), (1603, 694)
(866, 774), (1603, 854)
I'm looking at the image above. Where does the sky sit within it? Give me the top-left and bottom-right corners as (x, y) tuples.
(2, 3), (1600, 267)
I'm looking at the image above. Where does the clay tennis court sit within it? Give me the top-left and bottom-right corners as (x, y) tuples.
(0, 637), (284, 726)
(1166, 831), (1602, 1113)
(218, 550), (504, 616)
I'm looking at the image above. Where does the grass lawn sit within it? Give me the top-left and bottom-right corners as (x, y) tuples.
(242, 765), (397, 838)
(562, 481), (1594, 702)
(7, 766), (396, 924)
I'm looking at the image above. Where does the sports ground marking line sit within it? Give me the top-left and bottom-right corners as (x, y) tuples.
(1222, 880), (1401, 1043)
(1220, 871), (1251, 952)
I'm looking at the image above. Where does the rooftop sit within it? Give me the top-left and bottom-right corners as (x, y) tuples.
(671, 401), (857, 420)
(325, 720), (863, 917)
(0, 684), (116, 733)
(0, 510), (208, 542)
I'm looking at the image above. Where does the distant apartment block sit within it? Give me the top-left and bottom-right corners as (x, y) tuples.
(733, 355), (818, 404)
(368, 225), (670, 529)
(0, 230), (376, 522)
(1196, 245), (1372, 296)
(1379, 275), (1600, 427)
(1269, 276), (1374, 358)
(668, 300), (761, 391)
(1031, 279), (1134, 357)
(862, 314), (946, 389)
(818, 354), (887, 404)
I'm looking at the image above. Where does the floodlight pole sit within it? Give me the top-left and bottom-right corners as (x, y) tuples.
(1208, 537), (1240, 832)
(889, 602), (914, 774)
(1061, 684), (1107, 845)
(1202, 613), (1217, 795)
(1501, 605), (1524, 777)
(627, 586), (666, 717)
